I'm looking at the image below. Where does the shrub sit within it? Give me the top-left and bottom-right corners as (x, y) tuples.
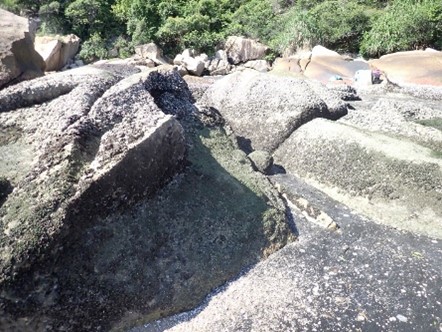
(79, 32), (108, 62)
(269, 0), (370, 56)
(361, 0), (442, 57)
(308, 0), (370, 53)
(269, 7), (317, 56)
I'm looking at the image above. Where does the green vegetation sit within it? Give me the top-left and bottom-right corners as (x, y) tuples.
(0, 0), (441, 60)
(417, 118), (442, 131)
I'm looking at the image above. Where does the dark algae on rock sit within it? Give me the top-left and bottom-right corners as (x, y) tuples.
(0, 66), (294, 331)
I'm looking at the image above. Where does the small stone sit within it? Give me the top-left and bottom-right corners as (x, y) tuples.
(356, 313), (366, 321)
(248, 150), (273, 174)
(396, 314), (408, 322)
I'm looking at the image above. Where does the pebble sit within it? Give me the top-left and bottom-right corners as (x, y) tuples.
(396, 314), (408, 322)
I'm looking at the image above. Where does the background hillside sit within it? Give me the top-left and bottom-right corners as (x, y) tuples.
(1, 0), (441, 62)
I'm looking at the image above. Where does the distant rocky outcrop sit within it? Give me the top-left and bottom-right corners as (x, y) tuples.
(370, 49), (442, 86)
(35, 34), (81, 71)
(0, 64), (293, 331)
(0, 9), (45, 89)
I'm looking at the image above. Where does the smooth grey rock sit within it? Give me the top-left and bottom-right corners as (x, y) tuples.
(273, 118), (442, 239)
(200, 70), (347, 153)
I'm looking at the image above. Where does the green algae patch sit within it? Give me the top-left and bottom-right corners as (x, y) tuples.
(416, 118), (442, 132)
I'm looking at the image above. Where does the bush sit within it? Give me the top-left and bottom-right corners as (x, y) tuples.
(361, 0), (442, 57)
(269, 8), (317, 56)
(269, 0), (370, 56)
(79, 32), (108, 62)
(228, 0), (277, 42)
(308, 0), (370, 53)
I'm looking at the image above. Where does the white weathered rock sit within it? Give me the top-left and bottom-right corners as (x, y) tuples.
(196, 53), (209, 62)
(174, 65), (188, 76)
(0, 9), (45, 88)
(224, 36), (269, 64)
(311, 45), (341, 58)
(354, 69), (373, 86)
(35, 34), (80, 71)
(209, 59), (231, 76)
(182, 57), (205, 76)
(135, 43), (169, 65)
(173, 54), (184, 66)
(182, 48), (196, 58)
(243, 60), (270, 72)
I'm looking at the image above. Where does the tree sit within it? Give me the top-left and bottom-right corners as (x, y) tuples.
(361, 0), (442, 57)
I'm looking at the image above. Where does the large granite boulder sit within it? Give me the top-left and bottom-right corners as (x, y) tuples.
(200, 69), (348, 153)
(304, 45), (369, 84)
(273, 117), (442, 239)
(0, 64), (294, 331)
(35, 34), (80, 71)
(224, 36), (269, 65)
(370, 49), (442, 86)
(0, 9), (45, 89)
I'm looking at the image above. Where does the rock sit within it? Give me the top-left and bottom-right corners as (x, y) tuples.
(215, 49), (228, 61)
(248, 150), (273, 174)
(311, 45), (341, 58)
(174, 65), (188, 76)
(0, 9), (45, 89)
(200, 69), (348, 153)
(182, 48), (196, 58)
(273, 118), (442, 239)
(0, 64), (293, 331)
(369, 50), (442, 86)
(182, 56), (205, 76)
(196, 53), (209, 62)
(304, 46), (370, 84)
(224, 36), (269, 65)
(209, 59), (231, 76)
(34, 38), (62, 71)
(128, 57), (156, 67)
(174, 53), (184, 66)
(272, 57), (302, 74)
(243, 60), (270, 72)
(183, 75), (218, 101)
(34, 34), (80, 72)
(340, 97), (442, 153)
(354, 69), (373, 86)
(135, 43), (170, 65)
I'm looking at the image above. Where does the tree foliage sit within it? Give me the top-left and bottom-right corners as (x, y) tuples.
(361, 0), (442, 57)
(3, 0), (441, 60)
